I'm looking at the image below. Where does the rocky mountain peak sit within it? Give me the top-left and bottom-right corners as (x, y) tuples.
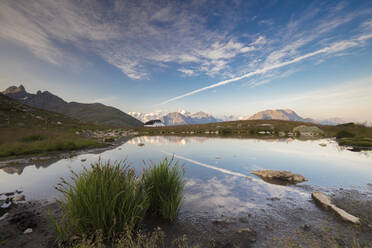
(2, 85), (26, 95)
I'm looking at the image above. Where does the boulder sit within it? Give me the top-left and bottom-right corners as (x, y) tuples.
(312, 192), (360, 224)
(252, 170), (307, 185)
(293, 125), (324, 136)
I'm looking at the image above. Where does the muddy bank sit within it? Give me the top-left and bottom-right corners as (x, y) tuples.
(0, 200), (59, 248)
(1, 186), (372, 248)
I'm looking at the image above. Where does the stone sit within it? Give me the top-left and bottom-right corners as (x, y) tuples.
(12, 195), (25, 202)
(293, 125), (324, 136)
(252, 170), (307, 185)
(23, 228), (33, 234)
(138, 143), (145, 147)
(312, 192), (360, 224)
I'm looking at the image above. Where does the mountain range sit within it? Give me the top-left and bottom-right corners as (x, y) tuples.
(2, 85), (347, 127)
(2, 85), (143, 127)
(130, 109), (346, 126)
(129, 110), (219, 126)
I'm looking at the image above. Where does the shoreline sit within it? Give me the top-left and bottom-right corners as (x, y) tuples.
(1, 185), (371, 247)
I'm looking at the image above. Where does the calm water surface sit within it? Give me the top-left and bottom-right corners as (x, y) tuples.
(1, 136), (371, 216)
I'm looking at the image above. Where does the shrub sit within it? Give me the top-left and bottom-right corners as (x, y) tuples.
(220, 128), (232, 135)
(336, 130), (355, 139)
(20, 133), (46, 142)
(56, 160), (149, 237)
(143, 157), (185, 222)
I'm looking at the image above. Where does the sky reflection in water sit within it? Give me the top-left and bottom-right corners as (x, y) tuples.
(1, 136), (371, 215)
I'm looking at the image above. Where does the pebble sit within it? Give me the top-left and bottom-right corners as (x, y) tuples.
(24, 228), (33, 234)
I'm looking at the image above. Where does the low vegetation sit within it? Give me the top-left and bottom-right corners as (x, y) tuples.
(0, 133), (101, 158)
(55, 160), (149, 238)
(61, 228), (198, 248)
(0, 93), (110, 158)
(54, 158), (186, 245)
(143, 157), (185, 222)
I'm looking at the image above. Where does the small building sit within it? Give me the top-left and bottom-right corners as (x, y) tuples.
(144, 119), (165, 127)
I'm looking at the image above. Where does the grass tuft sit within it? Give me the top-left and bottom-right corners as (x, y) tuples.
(0, 136), (101, 157)
(20, 133), (47, 142)
(336, 130), (356, 139)
(55, 159), (149, 237)
(143, 157), (185, 222)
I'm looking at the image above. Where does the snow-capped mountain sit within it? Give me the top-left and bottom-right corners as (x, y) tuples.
(129, 110), (220, 125)
(128, 110), (169, 123)
(129, 109), (347, 126)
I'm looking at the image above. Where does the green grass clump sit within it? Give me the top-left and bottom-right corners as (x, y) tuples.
(20, 133), (47, 142)
(0, 137), (100, 157)
(143, 157), (185, 222)
(336, 130), (356, 139)
(338, 138), (372, 147)
(56, 160), (149, 237)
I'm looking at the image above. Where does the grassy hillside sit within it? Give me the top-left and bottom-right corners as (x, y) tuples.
(63, 102), (143, 127)
(3, 85), (144, 127)
(134, 119), (372, 148)
(0, 93), (105, 158)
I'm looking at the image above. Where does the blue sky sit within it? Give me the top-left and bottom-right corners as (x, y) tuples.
(0, 0), (371, 122)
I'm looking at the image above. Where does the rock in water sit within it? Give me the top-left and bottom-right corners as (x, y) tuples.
(312, 192), (360, 224)
(252, 170), (307, 185)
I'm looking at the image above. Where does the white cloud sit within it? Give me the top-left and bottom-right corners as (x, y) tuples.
(0, 0), (371, 82)
(160, 33), (372, 105)
(178, 68), (195, 76)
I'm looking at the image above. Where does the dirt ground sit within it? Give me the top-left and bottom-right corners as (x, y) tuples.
(1, 186), (372, 248)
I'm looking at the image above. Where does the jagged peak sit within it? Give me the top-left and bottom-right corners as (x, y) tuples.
(2, 85), (26, 94)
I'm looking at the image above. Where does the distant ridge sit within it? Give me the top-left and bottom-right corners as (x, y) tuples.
(3, 85), (143, 127)
(248, 109), (310, 122)
(248, 109), (346, 125)
(130, 109), (346, 126)
(129, 110), (220, 126)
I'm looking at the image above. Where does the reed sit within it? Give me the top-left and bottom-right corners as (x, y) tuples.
(56, 159), (149, 237)
(142, 157), (185, 222)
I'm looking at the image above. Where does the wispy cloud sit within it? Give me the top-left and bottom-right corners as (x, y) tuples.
(0, 0), (257, 79)
(160, 33), (372, 105)
(178, 68), (195, 76)
(0, 0), (371, 83)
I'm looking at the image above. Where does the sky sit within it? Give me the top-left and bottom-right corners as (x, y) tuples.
(0, 0), (371, 123)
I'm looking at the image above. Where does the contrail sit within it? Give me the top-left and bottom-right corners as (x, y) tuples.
(160, 150), (251, 178)
(159, 34), (372, 105)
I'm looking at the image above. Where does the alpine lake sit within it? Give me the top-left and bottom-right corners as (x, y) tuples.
(1, 136), (372, 247)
